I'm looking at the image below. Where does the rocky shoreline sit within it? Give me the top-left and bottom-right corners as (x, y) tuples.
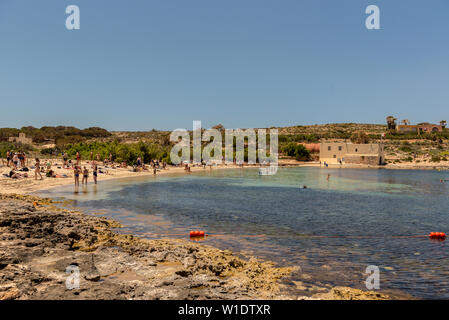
(0, 194), (389, 300)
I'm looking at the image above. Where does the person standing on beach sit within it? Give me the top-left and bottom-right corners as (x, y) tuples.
(18, 151), (25, 168)
(62, 151), (68, 167)
(109, 153), (113, 164)
(93, 164), (98, 184)
(34, 158), (43, 180)
(76, 152), (81, 166)
(82, 166), (89, 184)
(90, 151), (94, 162)
(74, 166), (80, 186)
(327, 174), (331, 181)
(12, 153), (19, 170)
(6, 150), (11, 167)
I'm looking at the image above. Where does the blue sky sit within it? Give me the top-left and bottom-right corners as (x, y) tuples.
(0, 0), (448, 130)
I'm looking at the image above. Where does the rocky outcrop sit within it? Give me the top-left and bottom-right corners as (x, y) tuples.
(309, 287), (389, 300)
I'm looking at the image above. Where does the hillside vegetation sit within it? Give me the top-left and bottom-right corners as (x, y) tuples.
(1, 123), (449, 165)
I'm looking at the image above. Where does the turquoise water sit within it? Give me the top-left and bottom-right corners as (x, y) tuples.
(40, 167), (449, 299)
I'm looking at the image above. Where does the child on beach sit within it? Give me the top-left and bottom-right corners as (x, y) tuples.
(82, 166), (89, 184)
(46, 160), (52, 173)
(35, 158), (43, 180)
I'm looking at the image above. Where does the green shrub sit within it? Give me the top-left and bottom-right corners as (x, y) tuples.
(63, 141), (171, 165)
(282, 143), (311, 161)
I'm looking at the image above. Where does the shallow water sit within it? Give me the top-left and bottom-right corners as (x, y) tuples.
(39, 167), (449, 299)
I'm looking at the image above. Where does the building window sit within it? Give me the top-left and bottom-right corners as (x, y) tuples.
(333, 155), (336, 158)
(355, 148), (358, 152)
(338, 146), (342, 151)
(328, 146), (331, 151)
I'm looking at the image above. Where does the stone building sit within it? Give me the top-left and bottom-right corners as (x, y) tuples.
(319, 142), (385, 165)
(396, 122), (445, 133)
(8, 133), (33, 145)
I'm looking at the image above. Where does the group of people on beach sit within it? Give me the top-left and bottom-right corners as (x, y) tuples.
(3, 150), (27, 169)
(2, 148), (171, 186)
(73, 164), (98, 186)
(0, 150), (31, 179)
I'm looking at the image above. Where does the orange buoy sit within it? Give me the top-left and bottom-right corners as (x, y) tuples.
(429, 232), (446, 240)
(189, 230), (206, 238)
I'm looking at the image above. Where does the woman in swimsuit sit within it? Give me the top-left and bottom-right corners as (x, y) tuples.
(74, 166), (80, 186)
(76, 152), (81, 165)
(35, 158), (43, 180)
(93, 164), (98, 184)
(82, 166), (89, 184)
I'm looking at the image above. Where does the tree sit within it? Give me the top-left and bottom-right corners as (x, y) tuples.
(386, 116), (397, 130)
(282, 143), (311, 161)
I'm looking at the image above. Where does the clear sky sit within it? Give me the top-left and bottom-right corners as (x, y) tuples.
(0, 0), (448, 130)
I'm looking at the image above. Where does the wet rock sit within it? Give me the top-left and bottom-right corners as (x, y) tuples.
(311, 286), (390, 300)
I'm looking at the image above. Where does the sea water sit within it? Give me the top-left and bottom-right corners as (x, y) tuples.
(40, 167), (449, 299)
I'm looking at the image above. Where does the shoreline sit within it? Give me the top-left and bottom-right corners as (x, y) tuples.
(2, 159), (448, 196)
